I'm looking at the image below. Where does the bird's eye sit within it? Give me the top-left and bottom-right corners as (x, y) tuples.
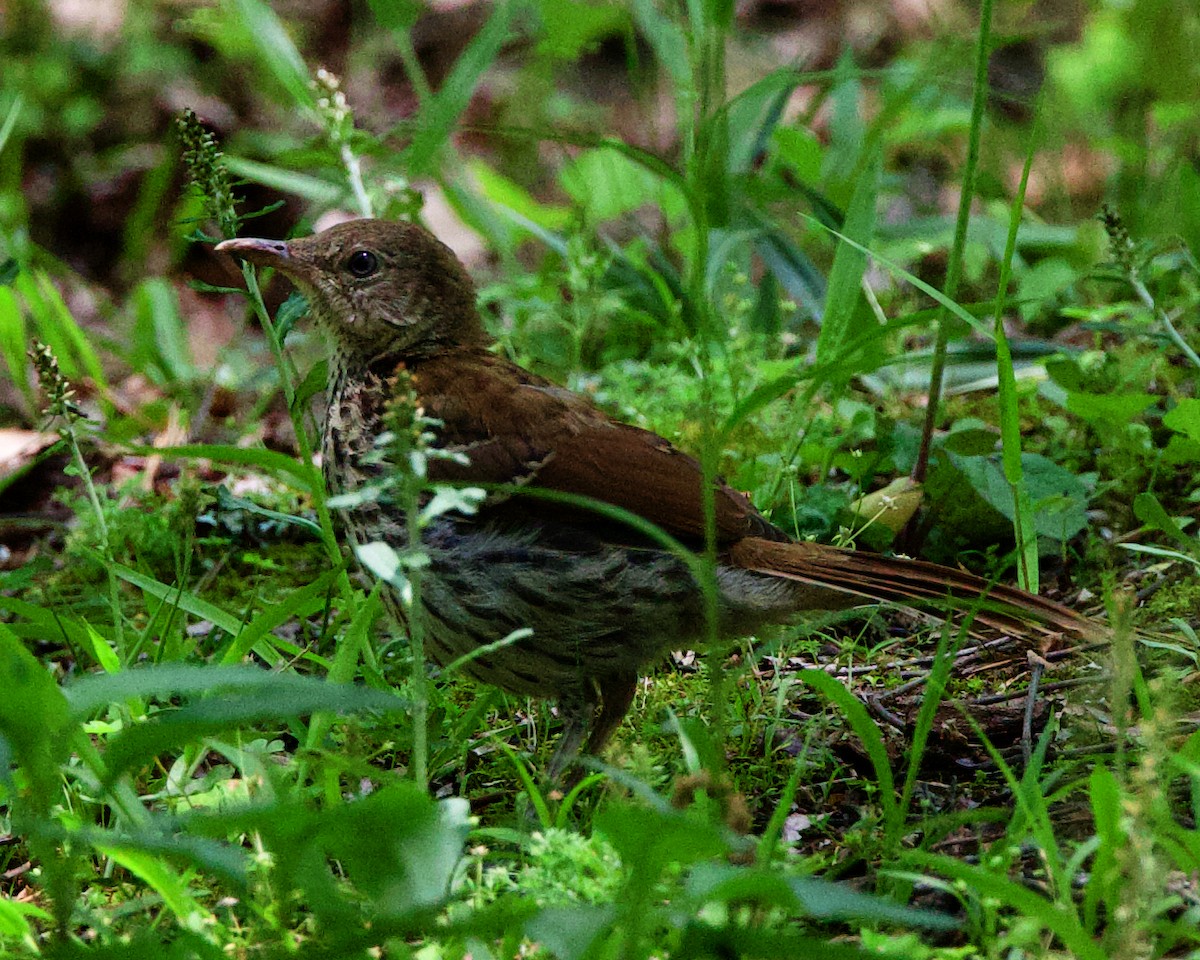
(346, 250), (379, 278)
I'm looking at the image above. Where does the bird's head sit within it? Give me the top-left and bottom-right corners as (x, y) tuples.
(217, 218), (487, 365)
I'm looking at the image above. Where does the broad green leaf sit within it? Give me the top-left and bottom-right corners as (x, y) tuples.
(1065, 390), (1157, 425)
(1133, 491), (1198, 553)
(560, 147), (686, 223)
(310, 786), (469, 917)
(1164, 398), (1200, 441)
(525, 905), (615, 960)
(90, 670), (405, 779)
(594, 799), (726, 879)
(0, 622), (73, 807)
(950, 451), (1089, 544)
(535, 0), (629, 61)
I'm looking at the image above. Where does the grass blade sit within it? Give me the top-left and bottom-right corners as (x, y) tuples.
(816, 149), (880, 372)
(403, 1), (515, 176)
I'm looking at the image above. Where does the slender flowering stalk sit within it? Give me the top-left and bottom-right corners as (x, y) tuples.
(176, 109), (239, 240)
(175, 108), (357, 634)
(313, 67), (373, 218)
(1101, 204), (1200, 371)
(329, 370), (485, 789)
(29, 341), (125, 652)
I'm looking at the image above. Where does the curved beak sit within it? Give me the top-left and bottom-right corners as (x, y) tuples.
(215, 236), (292, 270)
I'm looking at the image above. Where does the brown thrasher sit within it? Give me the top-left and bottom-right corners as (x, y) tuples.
(218, 220), (1098, 774)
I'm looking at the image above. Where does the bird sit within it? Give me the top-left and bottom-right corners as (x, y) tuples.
(217, 219), (1099, 776)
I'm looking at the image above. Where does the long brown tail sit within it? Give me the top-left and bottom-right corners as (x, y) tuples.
(729, 537), (1101, 642)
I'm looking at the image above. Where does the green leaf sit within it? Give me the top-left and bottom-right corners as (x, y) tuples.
(950, 451), (1089, 544)
(224, 156), (341, 204)
(688, 863), (958, 929)
(796, 669), (898, 834)
(631, 0), (690, 90)
(595, 799), (727, 879)
(753, 223), (826, 321)
(0, 285), (32, 412)
(220, 569), (339, 665)
(817, 150), (879, 368)
(131, 443), (317, 492)
(0, 622), (74, 807)
(470, 160), (572, 230)
(227, 0), (315, 110)
(130, 278), (194, 384)
(93, 845), (212, 927)
(1133, 491), (1199, 553)
(772, 126), (822, 185)
(1084, 765), (1122, 931)
(560, 147), (686, 223)
(88, 825), (250, 892)
(18, 269), (111, 401)
(0, 95), (21, 159)
(902, 852), (1107, 960)
(356, 541), (406, 589)
(525, 905), (615, 960)
(1164, 398), (1200, 441)
(1065, 390), (1157, 425)
(275, 290), (310, 340)
(404, 1), (515, 176)
(535, 0), (629, 60)
(77, 668), (406, 779)
(797, 213), (998, 340)
(311, 786), (470, 917)
(83, 620), (121, 674)
(292, 357), (328, 411)
(942, 426), (1000, 456)
(214, 484), (321, 536)
(0, 896), (50, 940)
(111, 562), (244, 636)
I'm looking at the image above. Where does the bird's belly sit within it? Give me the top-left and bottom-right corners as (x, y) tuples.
(347, 509), (806, 698)
(390, 516), (705, 697)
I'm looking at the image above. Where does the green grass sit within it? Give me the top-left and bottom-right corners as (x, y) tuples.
(2, 0), (1200, 957)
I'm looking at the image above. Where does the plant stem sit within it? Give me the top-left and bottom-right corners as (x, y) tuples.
(239, 263), (359, 612)
(341, 143), (373, 218)
(406, 490), (428, 791)
(910, 0), (994, 489)
(66, 426), (126, 654)
(1130, 273), (1200, 371)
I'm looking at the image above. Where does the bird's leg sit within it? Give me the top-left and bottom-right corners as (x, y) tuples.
(545, 672), (638, 785)
(584, 671), (638, 757)
(546, 688), (594, 784)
